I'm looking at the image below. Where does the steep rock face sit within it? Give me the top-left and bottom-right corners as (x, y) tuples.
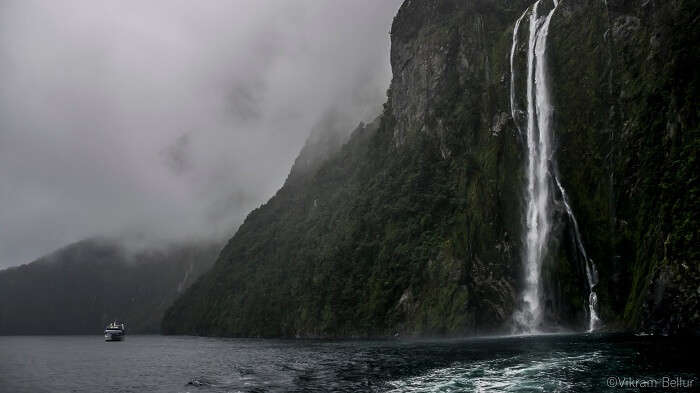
(389, 0), (530, 150)
(545, 0), (699, 334)
(0, 239), (219, 334)
(163, 0), (697, 337)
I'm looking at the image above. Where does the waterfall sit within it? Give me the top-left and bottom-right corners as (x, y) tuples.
(509, 9), (528, 136)
(510, 0), (556, 333)
(511, 0), (601, 333)
(554, 177), (601, 332)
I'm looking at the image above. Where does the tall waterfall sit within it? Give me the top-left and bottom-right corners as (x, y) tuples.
(510, 0), (600, 333)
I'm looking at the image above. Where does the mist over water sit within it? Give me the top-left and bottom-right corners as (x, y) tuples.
(0, 0), (402, 269)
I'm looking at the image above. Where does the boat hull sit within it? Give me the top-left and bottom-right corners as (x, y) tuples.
(104, 332), (124, 341)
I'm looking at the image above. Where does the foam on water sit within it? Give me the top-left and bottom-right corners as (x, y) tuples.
(386, 351), (605, 393)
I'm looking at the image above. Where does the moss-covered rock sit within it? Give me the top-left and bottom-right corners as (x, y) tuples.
(546, 0), (699, 334)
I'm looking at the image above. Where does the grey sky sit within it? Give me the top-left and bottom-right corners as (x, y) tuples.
(0, 0), (402, 269)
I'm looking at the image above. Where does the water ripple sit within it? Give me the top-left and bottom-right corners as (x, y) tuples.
(385, 351), (605, 393)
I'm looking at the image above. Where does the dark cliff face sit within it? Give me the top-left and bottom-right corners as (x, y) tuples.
(0, 239), (219, 334)
(163, 0), (697, 337)
(546, 0), (699, 334)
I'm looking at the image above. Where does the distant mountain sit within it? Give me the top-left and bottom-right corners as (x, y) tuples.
(0, 238), (219, 334)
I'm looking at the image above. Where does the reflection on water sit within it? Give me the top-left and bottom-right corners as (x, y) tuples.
(0, 333), (696, 392)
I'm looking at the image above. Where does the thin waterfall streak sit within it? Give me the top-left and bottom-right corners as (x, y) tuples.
(554, 176), (601, 332)
(553, 177), (589, 262)
(510, 9), (528, 135)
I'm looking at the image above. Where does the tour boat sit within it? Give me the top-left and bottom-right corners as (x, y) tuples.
(104, 321), (126, 341)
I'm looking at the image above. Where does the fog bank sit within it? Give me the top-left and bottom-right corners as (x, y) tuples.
(0, 0), (402, 268)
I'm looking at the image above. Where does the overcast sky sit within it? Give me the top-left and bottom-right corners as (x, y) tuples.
(0, 0), (402, 269)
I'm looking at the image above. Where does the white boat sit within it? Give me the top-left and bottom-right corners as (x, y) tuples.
(104, 321), (126, 341)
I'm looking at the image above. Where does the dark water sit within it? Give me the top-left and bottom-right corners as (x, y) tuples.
(0, 333), (697, 392)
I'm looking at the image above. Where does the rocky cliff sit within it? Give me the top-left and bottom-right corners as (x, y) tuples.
(163, 0), (698, 337)
(547, 0), (699, 334)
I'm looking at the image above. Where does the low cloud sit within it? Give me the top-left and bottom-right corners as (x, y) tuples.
(0, 0), (402, 268)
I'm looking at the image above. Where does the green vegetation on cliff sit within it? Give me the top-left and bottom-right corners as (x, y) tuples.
(163, 0), (698, 337)
(547, 0), (699, 333)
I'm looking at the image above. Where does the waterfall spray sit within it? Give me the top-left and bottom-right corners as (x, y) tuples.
(510, 0), (601, 333)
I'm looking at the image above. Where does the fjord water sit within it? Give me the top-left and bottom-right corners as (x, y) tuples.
(0, 334), (697, 392)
